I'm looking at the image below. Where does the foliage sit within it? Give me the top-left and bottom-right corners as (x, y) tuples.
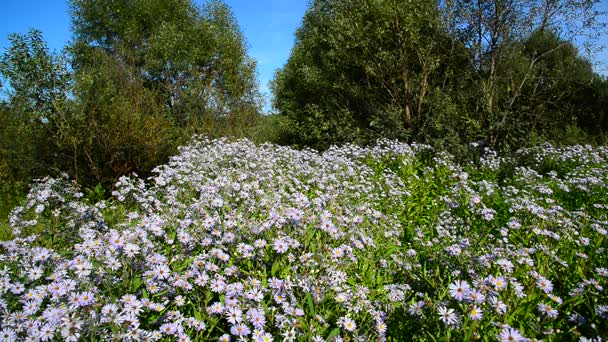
(1, 138), (607, 341)
(273, 0), (606, 152)
(69, 0), (261, 127)
(0, 0), (266, 195)
(441, 0), (605, 147)
(272, 0), (473, 150)
(69, 51), (181, 186)
(0, 30), (73, 182)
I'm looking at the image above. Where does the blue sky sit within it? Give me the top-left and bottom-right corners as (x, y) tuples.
(1, 0), (607, 111)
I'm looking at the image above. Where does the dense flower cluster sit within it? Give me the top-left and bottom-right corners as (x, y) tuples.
(1, 138), (607, 341)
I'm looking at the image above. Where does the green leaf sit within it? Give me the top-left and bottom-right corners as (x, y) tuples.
(271, 261), (280, 277)
(130, 277), (143, 292)
(305, 292), (315, 316)
(326, 328), (341, 340)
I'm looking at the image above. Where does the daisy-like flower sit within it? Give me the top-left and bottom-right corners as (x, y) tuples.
(248, 310), (266, 330)
(160, 323), (178, 335)
(376, 320), (387, 335)
(37, 324), (54, 341)
(105, 257), (121, 271)
(257, 333), (274, 342)
(491, 276), (507, 291)
(469, 306), (483, 320)
(22, 301), (40, 316)
(72, 260), (93, 278)
(174, 295), (185, 307)
(497, 327), (525, 342)
(281, 328), (297, 342)
(273, 239), (289, 254)
(586, 279), (603, 291)
(210, 279), (226, 293)
(468, 290), (485, 304)
(548, 294), (562, 304)
(438, 306), (458, 326)
(496, 259), (515, 273)
(123, 243), (140, 257)
(230, 323), (251, 337)
(470, 195), (482, 206)
(0, 328), (17, 342)
(276, 292), (291, 305)
(407, 301), (425, 316)
(511, 281), (525, 298)
(207, 302), (224, 315)
(121, 294), (139, 306)
(335, 292), (349, 303)
(78, 291), (95, 306)
(27, 267), (44, 281)
(254, 239), (267, 248)
(60, 318), (82, 342)
(596, 305), (608, 319)
(154, 264), (171, 280)
(226, 307), (243, 325)
(508, 220), (521, 230)
(489, 297), (507, 314)
(448, 280), (470, 301)
(538, 303), (559, 318)
(69, 293), (82, 308)
(569, 313), (585, 325)
(340, 316), (357, 332)
(569, 287), (584, 296)
(536, 277), (553, 294)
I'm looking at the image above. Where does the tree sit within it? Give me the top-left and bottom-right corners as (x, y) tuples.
(1, 0), (264, 191)
(62, 0), (264, 186)
(515, 31), (596, 130)
(69, 0), (261, 126)
(439, 0), (606, 148)
(0, 29), (73, 181)
(272, 0), (472, 150)
(0, 30), (71, 121)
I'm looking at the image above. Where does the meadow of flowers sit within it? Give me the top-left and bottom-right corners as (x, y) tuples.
(0, 137), (607, 341)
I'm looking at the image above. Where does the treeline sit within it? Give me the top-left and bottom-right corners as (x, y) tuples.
(1, 0), (607, 214)
(272, 0), (608, 152)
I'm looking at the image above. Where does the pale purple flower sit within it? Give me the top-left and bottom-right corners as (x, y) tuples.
(536, 277), (553, 293)
(273, 239), (289, 254)
(449, 280), (470, 301)
(469, 306), (483, 320)
(498, 327), (525, 342)
(538, 303), (559, 318)
(438, 306), (457, 326)
(230, 323), (251, 336)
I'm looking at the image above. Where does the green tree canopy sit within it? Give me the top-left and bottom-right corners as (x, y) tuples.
(1, 0), (265, 191)
(0, 29), (71, 123)
(272, 0), (476, 150)
(69, 0), (261, 125)
(0, 30), (72, 181)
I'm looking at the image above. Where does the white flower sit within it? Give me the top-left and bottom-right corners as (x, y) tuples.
(438, 306), (458, 326)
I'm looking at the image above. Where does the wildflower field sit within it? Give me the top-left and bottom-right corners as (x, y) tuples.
(1, 138), (607, 341)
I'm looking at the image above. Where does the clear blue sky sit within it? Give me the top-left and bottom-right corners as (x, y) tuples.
(1, 0), (607, 110)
